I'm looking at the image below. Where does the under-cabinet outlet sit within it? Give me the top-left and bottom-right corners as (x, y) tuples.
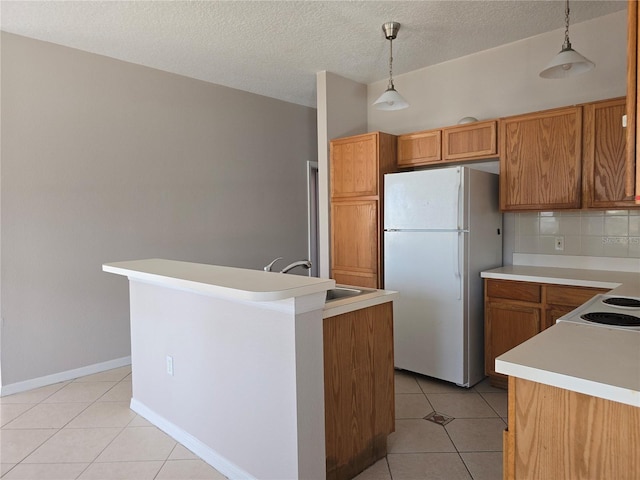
(554, 236), (565, 251)
(166, 355), (174, 376)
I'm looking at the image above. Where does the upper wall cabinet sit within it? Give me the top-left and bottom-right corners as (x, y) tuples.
(582, 97), (634, 209)
(397, 120), (499, 169)
(500, 106), (582, 211)
(330, 133), (381, 198)
(443, 120), (498, 161)
(397, 129), (442, 167)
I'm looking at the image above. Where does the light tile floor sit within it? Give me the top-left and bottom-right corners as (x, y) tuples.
(355, 370), (508, 480)
(1, 367), (507, 480)
(0, 366), (225, 479)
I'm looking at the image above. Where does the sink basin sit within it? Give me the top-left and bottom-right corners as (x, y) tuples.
(325, 287), (364, 302)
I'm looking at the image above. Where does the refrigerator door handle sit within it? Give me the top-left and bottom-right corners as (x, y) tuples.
(456, 168), (463, 230)
(455, 231), (463, 300)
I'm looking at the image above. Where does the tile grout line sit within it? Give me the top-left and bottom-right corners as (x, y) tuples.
(1, 372), (133, 480)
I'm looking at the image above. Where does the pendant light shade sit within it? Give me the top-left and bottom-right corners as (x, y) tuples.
(374, 21), (409, 111)
(540, 0), (594, 79)
(373, 86), (409, 111)
(539, 44), (595, 79)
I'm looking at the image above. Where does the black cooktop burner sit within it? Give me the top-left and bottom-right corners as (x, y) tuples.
(581, 312), (640, 327)
(602, 297), (640, 308)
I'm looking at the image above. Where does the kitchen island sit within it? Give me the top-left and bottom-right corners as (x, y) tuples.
(103, 259), (397, 480)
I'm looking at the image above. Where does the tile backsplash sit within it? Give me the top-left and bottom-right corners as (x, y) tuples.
(514, 210), (640, 258)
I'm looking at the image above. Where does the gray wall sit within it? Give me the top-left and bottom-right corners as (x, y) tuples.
(1, 33), (317, 386)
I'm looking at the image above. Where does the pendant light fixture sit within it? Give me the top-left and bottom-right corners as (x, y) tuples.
(373, 21), (409, 110)
(539, 0), (594, 79)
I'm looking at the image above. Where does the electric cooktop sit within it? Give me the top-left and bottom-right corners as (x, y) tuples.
(557, 294), (640, 332)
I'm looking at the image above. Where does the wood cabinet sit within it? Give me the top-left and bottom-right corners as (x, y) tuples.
(626, 0), (639, 204)
(484, 279), (607, 388)
(324, 302), (394, 480)
(443, 120), (498, 161)
(504, 377), (640, 480)
(582, 97), (635, 208)
(397, 120), (499, 168)
(500, 106), (582, 211)
(397, 129), (441, 167)
(330, 200), (378, 288)
(330, 132), (396, 288)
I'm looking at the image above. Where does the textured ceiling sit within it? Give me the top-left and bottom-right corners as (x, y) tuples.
(0, 1), (627, 107)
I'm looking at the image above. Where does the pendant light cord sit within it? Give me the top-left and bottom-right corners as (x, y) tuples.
(387, 37), (395, 89)
(563, 0), (571, 49)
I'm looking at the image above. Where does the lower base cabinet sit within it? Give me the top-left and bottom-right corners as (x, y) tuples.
(485, 279), (607, 388)
(504, 377), (640, 479)
(323, 302), (395, 480)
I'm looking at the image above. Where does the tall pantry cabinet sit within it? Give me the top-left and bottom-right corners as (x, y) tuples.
(329, 132), (396, 288)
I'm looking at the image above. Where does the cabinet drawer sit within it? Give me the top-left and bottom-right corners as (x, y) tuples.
(546, 285), (607, 307)
(486, 279), (541, 303)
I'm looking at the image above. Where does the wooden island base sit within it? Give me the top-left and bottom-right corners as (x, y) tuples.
(324, 302), (394, 480)
(504, 376), (640, 480)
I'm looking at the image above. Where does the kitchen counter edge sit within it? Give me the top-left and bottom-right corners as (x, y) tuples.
(495, 322), (640, 407)
(103, 258), (336, 302)
(480, 265), (640, 297)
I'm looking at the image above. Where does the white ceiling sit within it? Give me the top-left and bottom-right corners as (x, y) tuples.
(0, 1), (627, 108)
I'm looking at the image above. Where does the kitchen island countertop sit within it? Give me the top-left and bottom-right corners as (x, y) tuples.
(496, 321), (640, 407)
(103, 258), (336, 302)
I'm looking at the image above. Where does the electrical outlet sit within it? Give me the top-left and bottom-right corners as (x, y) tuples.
(166, 355), (174, 376)
(555, 236), (565, 251)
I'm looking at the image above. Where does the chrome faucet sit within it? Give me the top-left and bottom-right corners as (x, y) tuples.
(263, 257), (283, 272)
(280, 260), (312, 274)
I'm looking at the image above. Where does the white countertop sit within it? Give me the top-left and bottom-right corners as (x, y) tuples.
(481, 265), (640, 297)
(496, 322), (640, 407)
(323, 287), (399, 318)
(103, 258), (336, 302)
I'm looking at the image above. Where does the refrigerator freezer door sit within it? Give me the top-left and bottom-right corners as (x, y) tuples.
(384, 168), (463, 230)
(385, 230), (466, 385)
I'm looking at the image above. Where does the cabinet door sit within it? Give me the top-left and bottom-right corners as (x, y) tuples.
(485, 301), (540, 381)
(583, 97), (636, 208)
(544, 305), (577, 330)
(397, 129), (442, 167)
(331, 200), (379, 288)
(324, 308), (374, 479)
(443, 120), (498, 161)
(500, 107), (582, 211)
(324, 303), (394, 480)
(330, 134), (379, 198)
(544, 284), (607, 329)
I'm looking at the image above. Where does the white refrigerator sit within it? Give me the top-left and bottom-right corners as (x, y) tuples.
(384, 166), (502, 387)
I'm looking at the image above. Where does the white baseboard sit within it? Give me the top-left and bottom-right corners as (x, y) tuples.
(0, 356), (131, 397)
(130, 398), (254, 480)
